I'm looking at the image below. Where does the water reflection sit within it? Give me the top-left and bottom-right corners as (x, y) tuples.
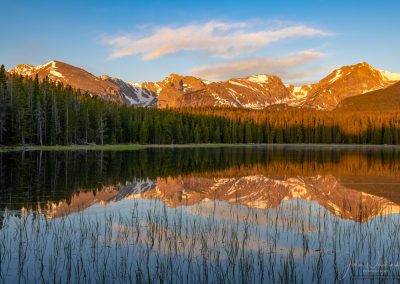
(1, 146), (399, 222)
(0, 146), (400, 282)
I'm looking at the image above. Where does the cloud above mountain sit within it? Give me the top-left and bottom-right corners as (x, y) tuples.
(102, 21), (330, 60)
(189, 50), (326, 82)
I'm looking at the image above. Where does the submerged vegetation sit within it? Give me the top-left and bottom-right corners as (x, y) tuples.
(1, 66), (400, 146)
(1, 197), (400, 283)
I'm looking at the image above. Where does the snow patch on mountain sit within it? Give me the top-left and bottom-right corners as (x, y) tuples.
(11, 61), (66, 81)
(50, 70), (64, 78)
(292, 86), (310, 99)
(211, 92), (234, 107)
(98, 75), (157, 106)
(380, 70), (400, 81)
(328, 69), (343, 84)
(126, 82), (156, 106)
(248, 74), (270, 84)
(229, 80), (248, 88)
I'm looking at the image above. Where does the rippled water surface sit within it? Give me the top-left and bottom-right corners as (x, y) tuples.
(0, 146), (399, 283)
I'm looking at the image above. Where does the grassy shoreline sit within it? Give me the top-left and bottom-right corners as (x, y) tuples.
(1, 143), (400, 152)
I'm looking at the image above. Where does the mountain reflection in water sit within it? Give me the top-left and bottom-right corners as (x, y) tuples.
(1, 146), (400, 283)
(1, 146), (399, 222)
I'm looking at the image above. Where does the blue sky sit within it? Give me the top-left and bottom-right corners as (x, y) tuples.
(1, 0), (399, 84)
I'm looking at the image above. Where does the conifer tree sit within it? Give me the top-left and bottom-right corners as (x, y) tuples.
(139, 120), (149, 144)
(194, 124), (201, 143)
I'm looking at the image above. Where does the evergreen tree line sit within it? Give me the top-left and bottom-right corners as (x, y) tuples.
(0, 67), (258, 145)
(179, 107), (400, 145)
(1, 65), (400, 145)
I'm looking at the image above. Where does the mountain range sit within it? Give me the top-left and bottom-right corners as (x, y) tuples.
(9, 60), (400, 111)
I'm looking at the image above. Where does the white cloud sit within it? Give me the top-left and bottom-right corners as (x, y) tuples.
(189, 50), (326, 83)
(102, 21), (330, 60)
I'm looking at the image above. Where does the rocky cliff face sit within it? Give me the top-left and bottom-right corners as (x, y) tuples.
(177, 74), (291, 109)
(100, 75), (157, 106)
(147, 74), (210, 108)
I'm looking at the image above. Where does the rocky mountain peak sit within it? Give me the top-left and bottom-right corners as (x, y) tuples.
(246, 74), (273, 84)
(300, 62), (400, 110)
(100, 74), (111, 80)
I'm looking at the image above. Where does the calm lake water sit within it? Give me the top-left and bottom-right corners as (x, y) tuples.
(0, 146), (400, 283)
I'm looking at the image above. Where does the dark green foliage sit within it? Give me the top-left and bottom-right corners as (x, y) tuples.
(0, 70), (399, 145)
(0, 72), (265, 145)
(0, 65), (6, 143)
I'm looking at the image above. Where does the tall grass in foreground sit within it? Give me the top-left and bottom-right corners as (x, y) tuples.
(0, 199), (399, 283)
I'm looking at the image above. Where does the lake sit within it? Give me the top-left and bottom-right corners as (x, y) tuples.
(0, 146), (400, 283)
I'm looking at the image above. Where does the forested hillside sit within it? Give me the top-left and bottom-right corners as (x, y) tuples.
(0, 65), (399, 146)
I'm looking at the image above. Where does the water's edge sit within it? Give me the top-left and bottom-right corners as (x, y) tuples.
(1, 143), (400, 152)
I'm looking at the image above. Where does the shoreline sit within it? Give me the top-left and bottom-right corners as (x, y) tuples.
(1, 143), (400, 152)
